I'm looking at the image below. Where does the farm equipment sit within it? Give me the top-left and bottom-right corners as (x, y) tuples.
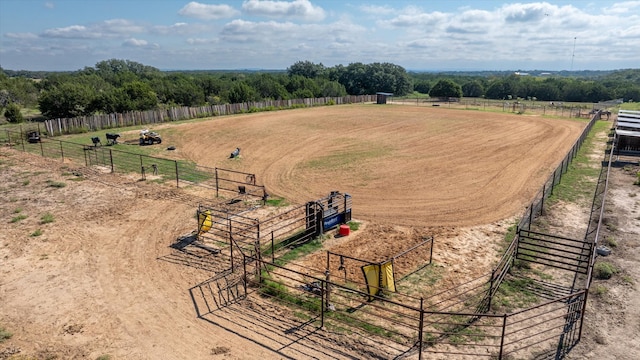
(26, 131), (41, 143)
(139, 129), (162, 145)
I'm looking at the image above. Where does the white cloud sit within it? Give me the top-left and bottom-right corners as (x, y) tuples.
(122, 38), (159, 49)
(242, 0), (325, 21)
(42, 25), (101, 39)
(102, 19), (146, 34)
(186, 37), (218, 45)
(602, 1), (640, 14)
(5, 32), (39, 40)
(220, 18), (364, 43)
(41, 19), (145, 39)
(123, 38), (147, 47)
(380, 11), (448, 28)
(153, 22), (212, 35)
(178, 2), (239, 20)
(359, 5), (396, 16)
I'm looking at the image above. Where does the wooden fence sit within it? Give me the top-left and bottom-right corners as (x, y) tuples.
(44, 95), (377, 136)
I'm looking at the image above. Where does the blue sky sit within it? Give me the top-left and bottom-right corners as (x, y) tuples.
(1, 0), (639, 71)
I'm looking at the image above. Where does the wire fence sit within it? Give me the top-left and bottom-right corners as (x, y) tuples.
(390, 98), (610, 119)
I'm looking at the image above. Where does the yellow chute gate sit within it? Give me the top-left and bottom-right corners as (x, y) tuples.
(361, 260), (396, 301)
(198, 210), (212, 236)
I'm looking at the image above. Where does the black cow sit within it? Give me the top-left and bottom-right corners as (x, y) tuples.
(106, 133), (120, 145)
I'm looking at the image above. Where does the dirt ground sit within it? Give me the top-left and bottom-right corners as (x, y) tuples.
(2, 106), (633, 360)
(158, 105), (585, 227)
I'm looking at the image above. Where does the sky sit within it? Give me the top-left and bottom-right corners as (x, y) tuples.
(0, 0), (639, 72)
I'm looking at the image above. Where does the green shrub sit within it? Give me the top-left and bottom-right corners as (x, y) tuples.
(4, 103), (24, 123)
(593, 285), (608, 297)
(46, 180), (66, 188)
(348, 221), (360, 231)
(31, 229), (43, 237)
(40, 212), (55, 224)
(594, 262), (618, 280)
(0, 326), (13, 342)
(10, 214), (27, 223)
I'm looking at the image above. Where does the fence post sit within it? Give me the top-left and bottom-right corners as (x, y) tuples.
(175, 160), (179, 188)
(229, 221), (234, 271)
(577, 290), (588, 341)
(418, 298), (424, 360)
(321, 275), (326, 328)
(499, 314), (508, 359)
(215, 167), (219, 197)
(271, 231), (275, 264)
(488, 271), (495, 311)
(20, 127), (25, 152)
(84, 147), (88, 167)
(529, 202), (534, 227)
(429, 237), (434, 265)
(39, 137), (44, 156)
(325, 270), (331, 309)
(60, 141), (64, 162)
(109, 149), (114, 173)
(243, 253), (248, 296)
(541, 184), (546, 216)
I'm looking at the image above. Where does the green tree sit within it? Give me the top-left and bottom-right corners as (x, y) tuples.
(286, 75), (321, 97)
(429, 79), (463, 98)
(287, 61), (325, 78)
(118, 81), (158, 111)
(462, 80), (484, 97)
(414, 80), (431, 94)
(250, 74), (290, 100)
(4, 102), (24, 123)
(228, 82), (256, 103)
(317, 79), (347, 97)
(38, 82), (94, 118)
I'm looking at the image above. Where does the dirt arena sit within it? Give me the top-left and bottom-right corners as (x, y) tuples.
(0, 105), (590, 359)
(165, 105), (586, 227)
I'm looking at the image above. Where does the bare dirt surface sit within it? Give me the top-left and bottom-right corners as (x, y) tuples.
(0, 151), (280, 360)
(166, 105), (585, 227)
(0, 106), (601, 360)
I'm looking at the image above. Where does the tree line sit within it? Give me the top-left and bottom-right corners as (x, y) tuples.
(1, 59), (639, 123)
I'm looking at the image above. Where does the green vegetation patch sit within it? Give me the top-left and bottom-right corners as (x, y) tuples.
(0, 326), (13, 343)
(10, 214), (27, 223)
(494, 277), (539, 311)
(40, 212), (55, 224)
(46, 179), (67, 188)
(548, 120), (609, 204)
(265, 196), (288, 207)
(594, 262), (618, 280)
(303, 140), (392, 171)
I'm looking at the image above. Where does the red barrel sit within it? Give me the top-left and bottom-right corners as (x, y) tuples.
(339, 224), (350, 236)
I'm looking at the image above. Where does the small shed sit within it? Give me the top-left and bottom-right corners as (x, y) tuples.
(376, 92), (393, 104)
